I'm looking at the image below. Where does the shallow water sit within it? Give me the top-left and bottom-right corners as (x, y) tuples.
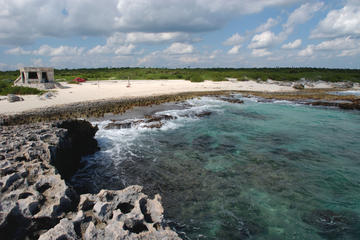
(329, 90), (360, 96)
(72, 96), (360, 240)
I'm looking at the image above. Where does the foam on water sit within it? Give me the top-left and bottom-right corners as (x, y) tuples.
(71, 96), (360, 240)
(329, 90), (360, 96)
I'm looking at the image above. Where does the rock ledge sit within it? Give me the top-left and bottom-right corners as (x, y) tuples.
(0, 120), (180, 239)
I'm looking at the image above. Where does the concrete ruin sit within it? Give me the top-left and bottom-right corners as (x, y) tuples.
(14, 67), (56, 89)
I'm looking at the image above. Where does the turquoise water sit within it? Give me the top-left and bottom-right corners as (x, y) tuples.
(72, 97), (360, 239)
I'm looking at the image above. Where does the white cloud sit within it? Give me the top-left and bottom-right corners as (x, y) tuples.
(338, 48), (360, 57)
(252, 49), (271, 57)
(223, 33), (244, 46)
(283, 2), (324, 35)
(311, 1), (360, 39)
(248, 31), (279, 49)
(0, 0), (302, 45)
(6, 45), (84, 56)
(227, 45), (241, 55)
(255, 18), (279, 33)
(179, 56), (199, 63)
(106, 32), (194, 45)
(87, 45), (112, 55)
(33, 45), (84, 56)
(247, 3), (323, 51)
(5, 47), (31, 55)
(299, 37), (360, 57)
(164, 43), (194, 54)
(209, 50), (222, 59)
(282, 39), (302, 49)
(298, 45), (315, 57)
(114, 44), (136, 55)
(315, 37), (359, 51)
(31, 58), (44, 66)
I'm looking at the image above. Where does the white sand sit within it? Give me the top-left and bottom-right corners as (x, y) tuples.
(0, 79), (299, 115)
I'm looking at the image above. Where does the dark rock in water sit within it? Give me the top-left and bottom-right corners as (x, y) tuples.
(7, 94), (24, 103)
(105, 122), (132, 129)
(104, 120), (145, 129)
(219, 97), (244, 104)
(54, 119), (99, 179)
(292, 83), (305, 90)
(302, 209), (360, 239)
(306, 100), (360, 110)
(0, 121), (181, 240)
(145, 114), (177, 122)
(143, 122), (164, 129)
(195, 111), (212, 118)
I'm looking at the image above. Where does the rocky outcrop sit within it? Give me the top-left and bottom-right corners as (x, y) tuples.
(0, 120), (180, 239)
(292, 83), (305, 90)
(0, 91), (234, 126)
(7, 94), (24, 103)
(104, 111), (214, 130)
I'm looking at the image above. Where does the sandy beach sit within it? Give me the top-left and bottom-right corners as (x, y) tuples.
(0, 79), (300, 115)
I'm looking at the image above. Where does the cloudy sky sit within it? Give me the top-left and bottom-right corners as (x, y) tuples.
(0, 0), (359, 70)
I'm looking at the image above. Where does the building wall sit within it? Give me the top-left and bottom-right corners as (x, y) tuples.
(15, 67), (56, 89)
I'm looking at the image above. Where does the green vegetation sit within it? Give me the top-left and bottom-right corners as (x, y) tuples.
(0, 79), (43, 96)
(51, 67), (360, 82)
(0, 68), (359, 92)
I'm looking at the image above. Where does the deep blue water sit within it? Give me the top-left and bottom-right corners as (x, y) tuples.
(72, 96), (360, 240)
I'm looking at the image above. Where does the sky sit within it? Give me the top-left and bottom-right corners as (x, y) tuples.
(0, 0), (359, 70)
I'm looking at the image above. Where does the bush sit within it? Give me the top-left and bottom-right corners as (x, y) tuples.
(211, 74), (226, 81)
(189, 73), (204, 82)
(0, 85), (44, 95)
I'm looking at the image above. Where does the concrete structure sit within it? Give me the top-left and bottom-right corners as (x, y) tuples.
(14, 67), (56, 89)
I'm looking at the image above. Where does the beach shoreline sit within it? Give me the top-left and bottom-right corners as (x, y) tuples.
(0, 79), (298, 115)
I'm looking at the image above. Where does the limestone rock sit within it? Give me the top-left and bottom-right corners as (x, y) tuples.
(38, 218), (77, 240)
(292, 83), (305, 90)
(7, 94), (24, 103)
(0, 120), (180, 240)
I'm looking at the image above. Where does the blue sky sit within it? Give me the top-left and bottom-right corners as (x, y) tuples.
(0, 0), (359, 70)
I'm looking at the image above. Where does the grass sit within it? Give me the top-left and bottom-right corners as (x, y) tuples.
(49, 67), (359, 82)
(0, 79), (44, 96)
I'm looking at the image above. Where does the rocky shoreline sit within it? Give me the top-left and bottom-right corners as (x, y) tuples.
(0, 120), (180, 239)
(1, 88), (360, 127)
(0, 91), (235, 126)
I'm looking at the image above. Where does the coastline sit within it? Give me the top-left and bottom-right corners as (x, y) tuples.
(0, 120), (181, 239)
(1, 90), (360, 239)
(1, 88), (360, 125)
(0, 79), (297, 115)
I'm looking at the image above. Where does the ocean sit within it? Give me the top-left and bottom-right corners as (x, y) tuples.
(71, 95), (360, 240)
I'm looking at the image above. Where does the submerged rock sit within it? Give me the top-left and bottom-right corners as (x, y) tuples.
(218, 96), (244, 104)
(302, 209), (360, 239)
(195, 111), (212, 118)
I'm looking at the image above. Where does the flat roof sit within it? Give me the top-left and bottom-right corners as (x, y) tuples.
(20, 67), (54, 71)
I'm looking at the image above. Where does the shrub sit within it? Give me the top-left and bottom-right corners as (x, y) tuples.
(189, 73), (204, 82)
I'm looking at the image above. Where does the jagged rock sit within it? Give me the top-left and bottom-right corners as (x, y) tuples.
(53, 120), (99, 179)
(292, 83), (305, 90)
(38, 218), (77, 240)
(0, 120), (180, 240)
(7, 94), (24, 103)
(143, 122), (164, 129)
(195, 111), (212, 117)
(145, 114), (177, 122)
(331, 81), (354, 89)
(219, 97), (244, 104)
